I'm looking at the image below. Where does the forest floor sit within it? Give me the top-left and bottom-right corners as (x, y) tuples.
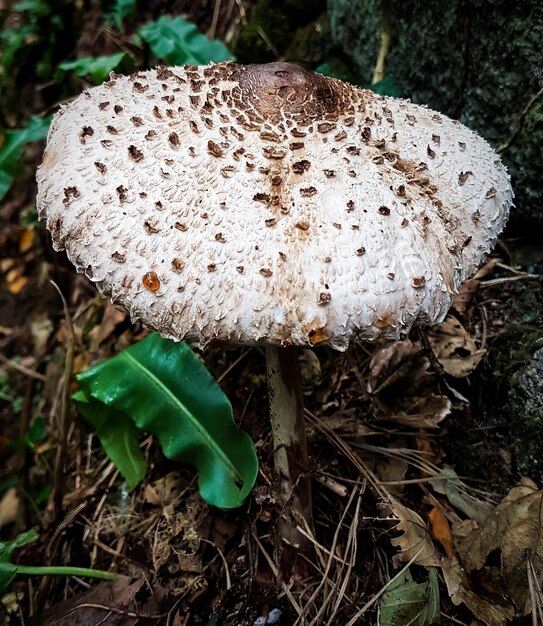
(1, 2), (543, 625)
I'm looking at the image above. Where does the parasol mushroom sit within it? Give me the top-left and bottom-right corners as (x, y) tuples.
(36, 62), (513, 563)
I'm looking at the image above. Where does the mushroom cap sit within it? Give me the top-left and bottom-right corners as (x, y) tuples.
(37, 62), (512, 350)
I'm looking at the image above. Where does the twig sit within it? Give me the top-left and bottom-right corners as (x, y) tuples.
(217, 349), (250, 383)
(343, 548), (424, 626)
(256, 27), (280, 58)
(0, 353), (46, 381)
(498, 86), (543, 154)
(251, 532), (303, 619)
(209, 0), (222, 39)
(49, 281), (76, 524)
(372, 0), (392, 84)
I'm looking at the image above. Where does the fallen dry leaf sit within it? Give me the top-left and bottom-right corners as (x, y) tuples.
(368, 340), (451, 428)
(442, 556), (514, 626)
(18, 227), (35, 253)
(88, 300), (126, 350)
(432, 467), (494, 523)
(458, 478), (543, 614)
(5, 266), (27, 294)
(0, 487), (20, 529)
(28, 574), (171, 625)
(390, 499), (441, 567)
(428, 507), (453, 558)
(428, 316), (485, 377)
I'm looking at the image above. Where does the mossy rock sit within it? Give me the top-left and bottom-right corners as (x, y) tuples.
(327, 0), (543, 227)
(509, 347), (543, 483)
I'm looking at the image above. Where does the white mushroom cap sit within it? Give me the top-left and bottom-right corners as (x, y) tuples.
(37, 62), (512, 350)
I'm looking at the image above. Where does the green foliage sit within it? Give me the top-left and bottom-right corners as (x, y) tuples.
(56, 52), (127, 85)
(137, 16), (235, 66)
(0, 115), (50, 200)
(106, 0), (136, 31)
(73, 392), (146, 489)
(74, 333), (258, 509)
(0, 529), (115, 595)
(0, 0), (66, 93)
(378, 567), (440, 626)
(0, 529), (38, 594)
(316, 60), (401, 96)
(4, 416), (46, 451)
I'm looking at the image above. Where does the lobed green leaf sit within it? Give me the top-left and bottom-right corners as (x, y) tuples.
(137, 16), (235, 66)
(107, 0), (136, 30)
(56, 52), (127, 85)
(73, 391), (146, 489)
(0, 116), (50, 200)
(75, 334), (258, 509)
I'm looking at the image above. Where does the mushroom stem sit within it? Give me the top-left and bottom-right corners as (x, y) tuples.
(266, 346), (313, 565)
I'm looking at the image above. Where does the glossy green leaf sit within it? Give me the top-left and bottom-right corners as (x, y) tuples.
(378, 567), (440, 626)
(0, 116), (50, 200)
(57, 52), (126, 85)
(137, 16), (235, 66)
(75, 333), (258, 508)
(73, 390), (146, 489)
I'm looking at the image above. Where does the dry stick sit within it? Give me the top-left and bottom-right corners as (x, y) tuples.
(344, 548), (424, 626)
(49, 281), (75, 524)
(300, 486), (360, 626)
(266, 346), (314, 570)
(498, 86), (543, 154)
(0, 352), (46, 381)
(209, 0), (222, 39)
(372, 0), (392, 84)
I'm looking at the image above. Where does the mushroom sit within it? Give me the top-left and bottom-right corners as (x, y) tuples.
(36, 62), (512, 561)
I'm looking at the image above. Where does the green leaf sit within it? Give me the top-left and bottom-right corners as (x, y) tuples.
(73, 391), (146, 489)
(137, 16), (235, 66)
(75, 334), (258, 508)
(108, 0), (136, 30)
(0, 116), (50, 200)
(0, 529), (38, 594)
(315, 60), (402, 97)
(378, 567), (440, 626)
(0, 528), (114, 594)
(56, 52), (126, 85)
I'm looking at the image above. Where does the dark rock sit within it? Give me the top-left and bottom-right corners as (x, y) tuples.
(509, 346), (543, 483)
(328, 0), (543, 226)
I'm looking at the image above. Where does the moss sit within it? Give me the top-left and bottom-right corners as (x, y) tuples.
(508, 348), (543, 483)
(328, 0), (543, 225)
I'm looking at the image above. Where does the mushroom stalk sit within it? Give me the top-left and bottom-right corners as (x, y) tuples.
(266, 346), (313, 561)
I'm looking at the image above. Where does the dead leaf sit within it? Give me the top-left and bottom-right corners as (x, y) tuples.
(144, 471), (183, 510)
(458, 478), (543, 613)
(428, 316), (485, 377)
(5, 267), (27, 294)
(0, 488), (20, 529)
(28, 574), (171, 625)
(390, 499), (441, 567)
(368, 340), (451, 428)
(19, 228), (35, 253)
(368, 340), (426, 395)
(432, 467), (494, 522)
(442, 556), (514, 626)
(428, 507), (453, 558)
(88, 301), (126, 350)
(29, 312), (53, 356)
(453, 277), (480, 316)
